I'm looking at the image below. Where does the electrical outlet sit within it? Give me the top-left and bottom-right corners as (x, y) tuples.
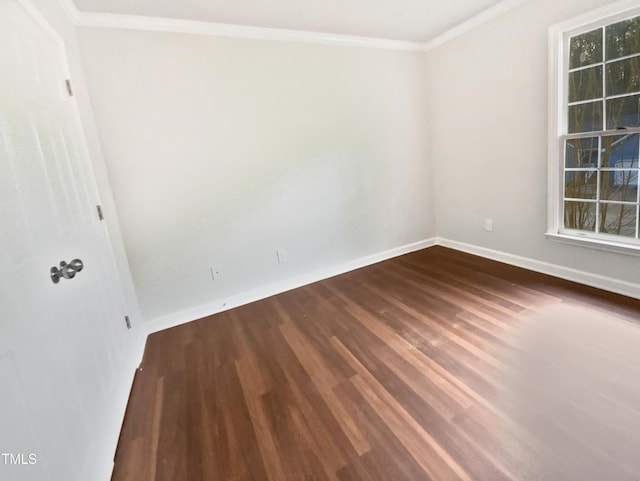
(484, 218), (493, 232)
(277, 249), (287, 263)
(210, 265), (223, 280)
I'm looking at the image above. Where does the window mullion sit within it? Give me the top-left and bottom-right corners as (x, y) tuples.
(637, 138), (640, 239)
(595, 135), (601, 234)
(563, 126), (640, 139)
(598, 29), (605, 235)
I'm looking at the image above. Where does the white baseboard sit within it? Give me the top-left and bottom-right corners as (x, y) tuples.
(436, 237), (640, 301)
(147, 238), (437, 334)
(146, 235), (640, 336)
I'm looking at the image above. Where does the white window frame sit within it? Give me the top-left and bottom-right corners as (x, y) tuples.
(547, 0), (640, 256)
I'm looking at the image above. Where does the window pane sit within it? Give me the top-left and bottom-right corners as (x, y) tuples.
(565, 137), (599, 168)
(601, 133), (639, 168)
(568, 101), (603, 133)
(570, 28), (603, 69)
(606, 56), (640, 97)
(605, 15), (640, 61)
(565, 171), (598, 199)
(606, 93), (640, 129)
(569, 65), (603, 102)
(601, 170), (638, 201)
(600, 203), (637, 237)
(564, 201), (596, 231)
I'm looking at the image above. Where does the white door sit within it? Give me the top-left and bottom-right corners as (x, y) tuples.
(0, 1), (132, 480)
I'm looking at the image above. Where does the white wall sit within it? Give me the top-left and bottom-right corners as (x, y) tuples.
(76, 28), (434, 323)
(427, 0), (640, 290)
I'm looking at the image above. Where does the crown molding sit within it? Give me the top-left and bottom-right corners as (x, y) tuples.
(58, 0), (528, 52)
(56, 0), (79, 23)
(71, 9), (426, 51)
(549, 0), (640, 32)
(423, 0), (528, 50)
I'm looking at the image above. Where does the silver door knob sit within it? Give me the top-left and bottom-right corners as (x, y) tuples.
(50, 259), (84, 284)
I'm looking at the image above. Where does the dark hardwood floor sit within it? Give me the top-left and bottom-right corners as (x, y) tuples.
(111, 246), (640, 481)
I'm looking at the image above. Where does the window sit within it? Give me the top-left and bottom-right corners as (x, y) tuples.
(549, 2), (640, 252)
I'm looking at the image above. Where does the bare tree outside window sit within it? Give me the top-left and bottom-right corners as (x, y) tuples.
(563, 16), (640, 240)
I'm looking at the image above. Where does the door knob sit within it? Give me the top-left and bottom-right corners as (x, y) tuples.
(50, 259), (84, 284)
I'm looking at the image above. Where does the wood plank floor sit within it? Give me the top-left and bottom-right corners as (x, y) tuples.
(111, 246), (640, 481)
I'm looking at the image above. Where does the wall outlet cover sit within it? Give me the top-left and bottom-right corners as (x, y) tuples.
(485, 219), (493, 232)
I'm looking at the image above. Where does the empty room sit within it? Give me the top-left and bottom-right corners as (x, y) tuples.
(2, 0), (640, 479)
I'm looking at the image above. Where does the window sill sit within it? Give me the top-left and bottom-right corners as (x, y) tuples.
(545, 232), (640, 257)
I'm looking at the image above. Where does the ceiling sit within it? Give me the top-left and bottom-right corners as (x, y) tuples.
(71, 0), (508, 43)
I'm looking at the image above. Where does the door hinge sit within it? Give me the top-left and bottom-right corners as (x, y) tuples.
(124, 315), (131, 329)
(65, 79), (73, 97)
(96, 205), (104, 221)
